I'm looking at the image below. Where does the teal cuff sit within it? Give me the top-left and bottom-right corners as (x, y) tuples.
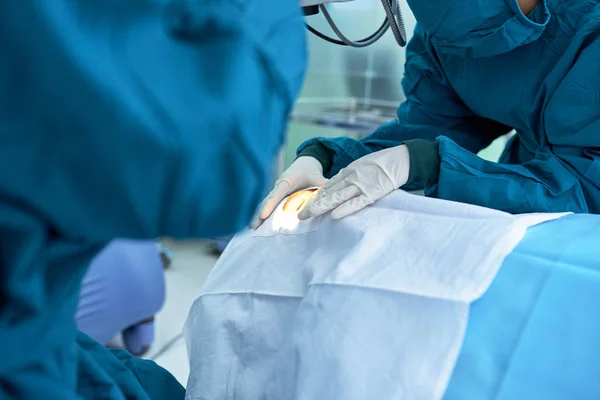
(296, 143), (334, 174)
(403, 139), (441, 187)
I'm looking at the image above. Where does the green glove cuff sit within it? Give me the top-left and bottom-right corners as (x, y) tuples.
(296, 143), (334, 175)
(403, 139), (441, 187)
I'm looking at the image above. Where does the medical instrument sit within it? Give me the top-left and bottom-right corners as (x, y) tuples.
(300, 0), (407, 47)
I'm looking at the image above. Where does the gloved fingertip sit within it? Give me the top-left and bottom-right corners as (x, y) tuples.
(330, 210), (345, 220)
(259, 209), (271, 220)
(251, 219), (262, 229)
(297, 208), (312, 220)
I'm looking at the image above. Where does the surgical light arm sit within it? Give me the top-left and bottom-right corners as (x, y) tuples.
(300, 0), (407, 47)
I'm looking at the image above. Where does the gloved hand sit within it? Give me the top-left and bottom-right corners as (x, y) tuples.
(252, 156), (327, 228)
(298, 144), (410, 220)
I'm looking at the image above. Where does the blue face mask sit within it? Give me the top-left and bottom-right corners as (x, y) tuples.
(405, 0), (550, 57)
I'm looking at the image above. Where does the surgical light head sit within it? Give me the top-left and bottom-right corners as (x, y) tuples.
(300, 0), (407, 48)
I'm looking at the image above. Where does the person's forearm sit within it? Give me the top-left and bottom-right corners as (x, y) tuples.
(427, 137), (590, 214)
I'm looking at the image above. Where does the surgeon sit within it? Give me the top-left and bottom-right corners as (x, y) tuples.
(255, 0), (600, 228)
(0, 0), (305, 399)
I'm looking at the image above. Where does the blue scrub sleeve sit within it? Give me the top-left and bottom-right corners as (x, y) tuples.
(0, 0), (306, 241)
(76, 331), (185, 399)
(297, 27), (511, 187)
(427, 136), (591, 214)
(427, 23), (600, 215)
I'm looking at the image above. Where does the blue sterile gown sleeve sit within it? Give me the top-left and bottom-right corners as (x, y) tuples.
(298, 0), (600, 214)
(0, 0), (306, 398)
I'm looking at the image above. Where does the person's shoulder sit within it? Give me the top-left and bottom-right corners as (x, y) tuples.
(547, 0), (600, 38)
(404, 25), (435, 57)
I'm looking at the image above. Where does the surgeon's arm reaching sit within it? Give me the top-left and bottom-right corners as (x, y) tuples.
(257, 0), (600, 222)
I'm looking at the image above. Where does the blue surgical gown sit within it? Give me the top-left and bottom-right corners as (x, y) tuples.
(0, 0), (306, 398)
(299, 0), (600, 214)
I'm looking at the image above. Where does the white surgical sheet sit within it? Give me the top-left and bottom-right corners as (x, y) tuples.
(184, 191), (566, 400)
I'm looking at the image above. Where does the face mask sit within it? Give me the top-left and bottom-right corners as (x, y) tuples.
(406, 0), (549, 57)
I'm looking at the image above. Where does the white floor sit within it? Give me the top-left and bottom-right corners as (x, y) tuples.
(144, 240), (220, 386)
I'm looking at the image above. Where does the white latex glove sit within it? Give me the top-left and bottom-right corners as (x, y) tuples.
(298, 145), (410, 220)
(252, 156), (327, 228)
